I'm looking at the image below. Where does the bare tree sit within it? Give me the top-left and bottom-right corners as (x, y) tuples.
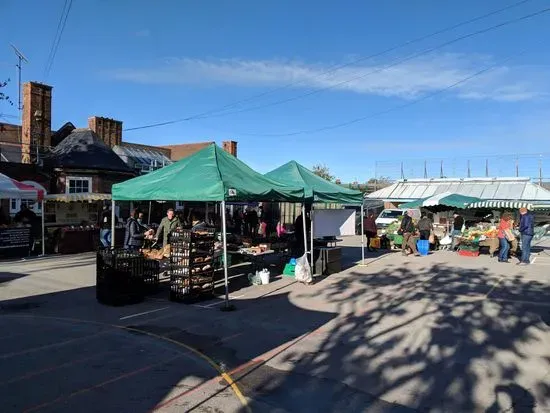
(0, 78), (14, 107)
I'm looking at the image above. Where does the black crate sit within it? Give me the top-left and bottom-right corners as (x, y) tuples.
(96, 250), (145, 306)
(169, 275), (214, 302)
(143, 259), (160, 293)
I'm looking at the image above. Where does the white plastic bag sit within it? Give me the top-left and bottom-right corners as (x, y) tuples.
(439, 235), (452, 246)
(295, 254), (312, 284)
(259, 268), (270, 285)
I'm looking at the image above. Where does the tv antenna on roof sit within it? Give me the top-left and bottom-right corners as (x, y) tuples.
(10, 44), (29, 112)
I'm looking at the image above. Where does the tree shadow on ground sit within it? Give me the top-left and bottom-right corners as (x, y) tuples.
(232, 261), (550, 412)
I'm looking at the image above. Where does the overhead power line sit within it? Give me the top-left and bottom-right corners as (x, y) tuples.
(43, 0), (73, 79)
(124, 0), (536, 132)
(191, 5), (550, 119)
(235, 48), (531, 137)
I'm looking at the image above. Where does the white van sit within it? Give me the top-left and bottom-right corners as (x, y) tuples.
(375, 209), (421, 228)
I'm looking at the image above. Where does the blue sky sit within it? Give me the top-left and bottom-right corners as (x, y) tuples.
(1, 0), (550, 182)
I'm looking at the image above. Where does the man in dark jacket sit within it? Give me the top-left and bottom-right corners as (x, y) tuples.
(124, 208), (144, 252)
(417, 213), (433, 241)
(400, 210), (419, 256)
(518, 207), (534, 265)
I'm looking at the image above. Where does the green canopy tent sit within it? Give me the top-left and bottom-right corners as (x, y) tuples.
(112, 144), (305, 308)
(399, 192), (481, 211)
(265, 161), (366, 265)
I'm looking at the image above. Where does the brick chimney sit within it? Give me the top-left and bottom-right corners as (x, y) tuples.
(21, 82), (52, 164)
(222, 140), (238, 157)
(88, 116), (122, 148)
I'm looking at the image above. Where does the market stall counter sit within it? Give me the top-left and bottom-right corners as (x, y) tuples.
(51, 226), (125, 254)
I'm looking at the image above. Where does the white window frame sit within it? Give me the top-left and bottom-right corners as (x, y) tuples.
(66, 176), (93, 194)
(9, 198), (42, 215)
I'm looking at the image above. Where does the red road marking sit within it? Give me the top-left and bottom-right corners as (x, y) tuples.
(0, 350), (112, 387)
(0, 329), (113, 360)
(23, 354), (183, 413)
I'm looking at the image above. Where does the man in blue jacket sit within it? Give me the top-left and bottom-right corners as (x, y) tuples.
(518, 207), (534, 265)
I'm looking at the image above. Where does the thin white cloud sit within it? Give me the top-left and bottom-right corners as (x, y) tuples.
(106, 54), (549, 102)
(134, 29), (151, 38)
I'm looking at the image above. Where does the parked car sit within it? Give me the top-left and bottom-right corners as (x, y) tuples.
(375, 208), (421, 229)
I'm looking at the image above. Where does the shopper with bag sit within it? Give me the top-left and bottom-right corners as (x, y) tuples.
(417, 213), (433, 241)
(400, 210), (419, 256)
(497, 213), (514, 263)
(364, 213), (378, 252)
(518, 207), (534, 265)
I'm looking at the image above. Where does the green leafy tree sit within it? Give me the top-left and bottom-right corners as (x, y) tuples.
(312, 164), (334, 182)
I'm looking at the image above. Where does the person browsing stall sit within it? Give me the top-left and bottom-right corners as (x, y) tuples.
(451, 212), (464, 250)
(418, 213), (433, 241)
(124, 208), (145, 252)
(518, 207), (534, 265)
(400, 210), (419, 256)
(497, 213), (514, 263)
(364, 213), (378, 252)
(155, 208), (181, 246)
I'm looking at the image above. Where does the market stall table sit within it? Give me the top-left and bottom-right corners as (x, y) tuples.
(233, 248), (276, 274)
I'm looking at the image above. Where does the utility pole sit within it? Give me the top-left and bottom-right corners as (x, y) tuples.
(400, 162), (405, 180)
(515, 156), (519, 177)
(10, 44), (28, 112)
(424, 160), (427, 179)
(467, 160), (471, 178)
(539, 155), (543, 186)
(440, 160), (444, 178)
(485, 159), (489, 177)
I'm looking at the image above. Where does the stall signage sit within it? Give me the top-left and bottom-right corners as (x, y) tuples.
(228, 188), (237, 197)
(0, 227), (31, 250)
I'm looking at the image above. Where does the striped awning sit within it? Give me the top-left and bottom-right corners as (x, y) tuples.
(467, 200), (533, 210)
(45, 193), (112, 203)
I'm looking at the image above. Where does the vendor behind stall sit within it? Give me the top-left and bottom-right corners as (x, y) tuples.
(155, 208), (181, 246)
(294, 206), (311, 256)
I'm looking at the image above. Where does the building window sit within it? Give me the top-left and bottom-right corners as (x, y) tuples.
(66, 177), (92, 194)
(9, 199), (42, 215)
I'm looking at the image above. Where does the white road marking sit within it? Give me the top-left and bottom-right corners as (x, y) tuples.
(119, 306), (169, 320)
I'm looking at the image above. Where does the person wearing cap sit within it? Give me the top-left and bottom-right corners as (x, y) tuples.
(518, 207), (534, 265)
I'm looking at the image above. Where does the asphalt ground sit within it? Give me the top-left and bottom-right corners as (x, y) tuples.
(1, 237), (549, 412)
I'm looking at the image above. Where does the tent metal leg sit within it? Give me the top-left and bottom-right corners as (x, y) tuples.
(220, 200), (234, 311)
(147, 201), (152, 225)
(301, 204), (307, 260)
(111, 200), (116, 249)
(361, 204), (365, 265)
(41, 200), (45, 256)
(310, 205), (314, 274)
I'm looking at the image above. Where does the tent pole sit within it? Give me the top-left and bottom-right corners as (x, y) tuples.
(147, 201), (152, 225)
(111, 200), (115, 248)
(221, 200), (233, 311)
(310, 204), (314, 275)
(361, 203), (365, 265)
(301, 204), (307, 260)
(205, 202), (209, 224)
(41, 200), (45, 256)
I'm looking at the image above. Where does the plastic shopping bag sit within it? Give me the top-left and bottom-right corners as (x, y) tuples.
(295, 253), (312, 284)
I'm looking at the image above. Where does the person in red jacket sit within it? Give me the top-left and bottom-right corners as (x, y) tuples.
(364, 213), (378, 252)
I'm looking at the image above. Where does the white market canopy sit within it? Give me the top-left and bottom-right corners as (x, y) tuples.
(0, 173), (45, 200)
(367, 177), (550, 203)
(467, 200), (550, 211)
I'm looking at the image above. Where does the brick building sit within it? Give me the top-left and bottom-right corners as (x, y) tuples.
(0, 81), (239, 222)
